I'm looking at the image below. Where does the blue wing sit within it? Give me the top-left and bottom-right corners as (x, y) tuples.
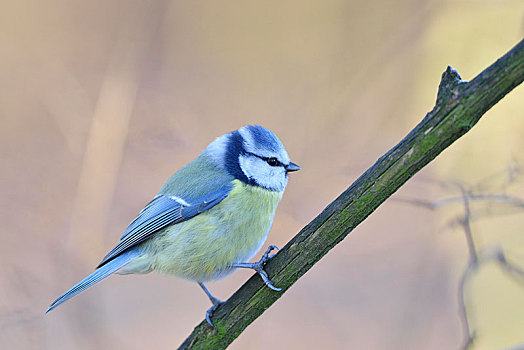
(97, 183), (233, 268)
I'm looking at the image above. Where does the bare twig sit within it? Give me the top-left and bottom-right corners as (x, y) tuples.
(394, 193), (524, 211)
(396, 167), (524, 349)
(457, 261), (477, 350)
(459, 187), (478, 264)
(457, 187), (478, 350)
(497, 250), (524, 281)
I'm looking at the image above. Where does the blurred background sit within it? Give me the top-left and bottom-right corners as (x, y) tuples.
(1, 1), (523, 349)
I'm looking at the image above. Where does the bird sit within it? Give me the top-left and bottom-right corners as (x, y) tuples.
(46, 125), (300, 326)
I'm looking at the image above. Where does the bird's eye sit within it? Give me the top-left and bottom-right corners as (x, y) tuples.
(266, 157), (280, 166)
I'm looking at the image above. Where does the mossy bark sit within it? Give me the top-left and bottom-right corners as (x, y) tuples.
(179, 38), (524, 350)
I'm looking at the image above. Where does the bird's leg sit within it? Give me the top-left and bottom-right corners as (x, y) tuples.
(231, 245), (281, 291)
(198, 282), (222, 327)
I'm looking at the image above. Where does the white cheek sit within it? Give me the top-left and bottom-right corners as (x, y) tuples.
(238, 156), (259, 179)
(238, 156), (287, 191)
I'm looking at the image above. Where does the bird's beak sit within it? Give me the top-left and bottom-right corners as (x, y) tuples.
(286, 162), (301, 173)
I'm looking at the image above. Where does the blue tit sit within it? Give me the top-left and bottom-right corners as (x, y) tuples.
(46, 125), (300, 326)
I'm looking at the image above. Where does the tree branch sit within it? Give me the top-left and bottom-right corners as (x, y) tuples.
(179, 38), (524, 349)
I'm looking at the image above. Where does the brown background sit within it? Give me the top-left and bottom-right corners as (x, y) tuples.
(1, 1), (523, 349)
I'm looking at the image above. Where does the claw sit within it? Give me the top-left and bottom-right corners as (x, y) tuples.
(262, 245), (280, 262)
(260, 270), (282, 291)
(205, 300), (223, 327)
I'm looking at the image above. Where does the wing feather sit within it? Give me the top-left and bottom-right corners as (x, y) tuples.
(97, 183), (232, 268)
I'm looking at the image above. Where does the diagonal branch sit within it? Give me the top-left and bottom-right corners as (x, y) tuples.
(179, 38), (524, 349)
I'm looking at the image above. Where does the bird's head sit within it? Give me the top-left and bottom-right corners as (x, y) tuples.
(205, 125), (300, 191)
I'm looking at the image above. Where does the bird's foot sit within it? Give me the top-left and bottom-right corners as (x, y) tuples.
(198, 282), (223, 327)
(232, 245), (281, 291)
(205, 298), (223, 327)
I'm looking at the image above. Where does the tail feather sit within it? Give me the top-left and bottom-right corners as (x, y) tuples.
(46, 249), (140, 313)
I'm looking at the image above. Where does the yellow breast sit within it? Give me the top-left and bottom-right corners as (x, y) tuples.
(145, 180), (283, 281)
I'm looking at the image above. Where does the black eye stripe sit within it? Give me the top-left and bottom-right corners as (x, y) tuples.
(246, 152), (283, 167)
